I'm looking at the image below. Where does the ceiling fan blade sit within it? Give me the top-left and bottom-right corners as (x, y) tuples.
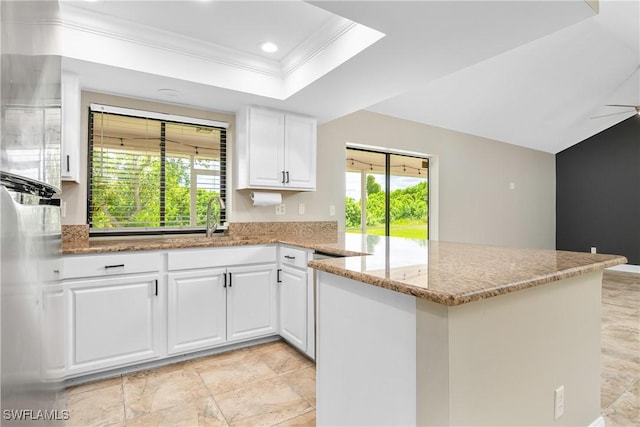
(590, 110), (634, 119)
(605, 104), (637, 108)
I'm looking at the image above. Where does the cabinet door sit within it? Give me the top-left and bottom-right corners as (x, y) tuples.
(167, 269), (227, 355)
(66, 274), (161, 376)
(284, 113), (316, 190)
(248, 107), (285, 188)
(279, 265), (308, 351)
(61, 71), (80, 182)
(227, 264), (278, 342)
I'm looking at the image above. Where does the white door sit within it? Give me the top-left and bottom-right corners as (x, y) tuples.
(66, 274), (161, 376)
(279, 265), (308, 351)
(226, 264), (278, 342)
(167, 269), (227, 355)
(248, 107), (285, 188)
(284, 113), (316, 190)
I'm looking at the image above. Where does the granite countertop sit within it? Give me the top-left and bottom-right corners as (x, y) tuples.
(61, 232), (365, 257)
(308, 235), (627, 306)
(62, 229), (627, 307)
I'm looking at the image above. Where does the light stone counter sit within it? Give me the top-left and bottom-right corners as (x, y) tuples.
(308, 235), (627, 306)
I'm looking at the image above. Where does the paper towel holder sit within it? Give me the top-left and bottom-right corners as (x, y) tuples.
(250, 191), (282, 207)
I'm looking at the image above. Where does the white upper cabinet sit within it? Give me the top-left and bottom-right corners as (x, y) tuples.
(236, 106), (316, 191)
(61, 71), (81, 182)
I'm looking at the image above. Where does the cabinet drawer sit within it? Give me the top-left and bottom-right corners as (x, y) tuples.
(168, 245), (276, 271)
(62, 252), (161, 279)
(279, 246), (309, 269)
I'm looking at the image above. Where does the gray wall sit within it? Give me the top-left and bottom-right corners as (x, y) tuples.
(556, 115), (640, 265)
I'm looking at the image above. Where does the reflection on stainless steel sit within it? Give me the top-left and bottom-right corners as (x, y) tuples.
(1, 0), (65, 424)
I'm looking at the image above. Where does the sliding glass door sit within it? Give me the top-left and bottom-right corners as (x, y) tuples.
(346, 148), (428, 239)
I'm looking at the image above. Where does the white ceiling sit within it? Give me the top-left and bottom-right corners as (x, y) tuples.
(59, 0), (640, 154)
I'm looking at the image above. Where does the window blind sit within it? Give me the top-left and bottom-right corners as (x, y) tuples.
(88, 106), (226, 232)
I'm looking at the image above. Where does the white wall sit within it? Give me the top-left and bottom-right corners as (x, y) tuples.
(64, 95), (555, 249)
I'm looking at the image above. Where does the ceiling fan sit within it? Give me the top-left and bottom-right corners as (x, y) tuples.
(590, 104), (640, 119)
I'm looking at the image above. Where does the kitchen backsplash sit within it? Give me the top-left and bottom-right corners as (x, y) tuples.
(62, 224), (89, 246)
(228, 221), (337, 238)
(61, 221), (338, 245)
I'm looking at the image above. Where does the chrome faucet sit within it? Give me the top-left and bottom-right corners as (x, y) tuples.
(206, 196), (226, 237)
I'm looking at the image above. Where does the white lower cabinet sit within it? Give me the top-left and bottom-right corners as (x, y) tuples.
(166, 246), (278, 355)
(66, 273), (162, 376)
(226, 264), (278, 343)
(278, 246), (312, 355)
(278, 264), (307, 351)
(61, 243), (312, 379)
(167, 269), (227, 355)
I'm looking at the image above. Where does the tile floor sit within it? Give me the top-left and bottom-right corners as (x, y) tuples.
(65, 271), (639, 427)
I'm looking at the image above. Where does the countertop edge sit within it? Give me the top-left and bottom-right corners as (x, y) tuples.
(308, 255), (628, 306)
(62, 237), (365, 256)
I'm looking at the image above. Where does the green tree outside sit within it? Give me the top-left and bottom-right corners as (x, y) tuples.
(346, 175), (428, 239)
(91, 151), (219, 229)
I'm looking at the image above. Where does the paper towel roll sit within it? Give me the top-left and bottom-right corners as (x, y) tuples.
(250, 192), (282, 207)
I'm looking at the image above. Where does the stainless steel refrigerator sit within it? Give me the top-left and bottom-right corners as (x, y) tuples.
(1, 1), (65, 424)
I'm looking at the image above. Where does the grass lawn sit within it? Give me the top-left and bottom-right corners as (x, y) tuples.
(347, 222), (428, 240)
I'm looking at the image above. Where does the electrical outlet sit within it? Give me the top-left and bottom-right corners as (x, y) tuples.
(554, 385), (565, 420)
(298, 203), (305, 215)
(509, 182), (515, 190)
(329, 205), (336, 216)
(591, 247), (597, 254)
(275, 204), (286, 215)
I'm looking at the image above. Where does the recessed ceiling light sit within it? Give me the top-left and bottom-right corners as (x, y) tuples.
(258, 41), (278, 54)
(157, 89), (181, 97)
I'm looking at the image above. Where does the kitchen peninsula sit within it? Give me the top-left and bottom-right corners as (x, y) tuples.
(308, 236), (626, 426)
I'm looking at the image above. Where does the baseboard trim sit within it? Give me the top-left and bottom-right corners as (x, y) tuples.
(590, 415), (606, 427)
(606, 264), (640, 275)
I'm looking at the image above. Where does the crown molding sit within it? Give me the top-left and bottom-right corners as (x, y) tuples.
(58, 3), (384, 99)
(60, 4), (281, 78)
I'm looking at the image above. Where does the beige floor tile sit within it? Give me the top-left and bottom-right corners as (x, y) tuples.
(123, 364), (215, 421)
(189, 348), (253, 371)
(272, 410), (316, 426)
(65, 376), (122, 397)
(126, 400), (229, 427)
(601, 335), (640, 365)
(280, 366), (316, 407)
(603, 380), (639, 427)
(196, 352), (278, 396)
(215, 376), (312, 426)
(248, 340), (288, 355)
(601, 364), (638, 409)
(255, 343), (313, 375)
(65, 384), (124, 427)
